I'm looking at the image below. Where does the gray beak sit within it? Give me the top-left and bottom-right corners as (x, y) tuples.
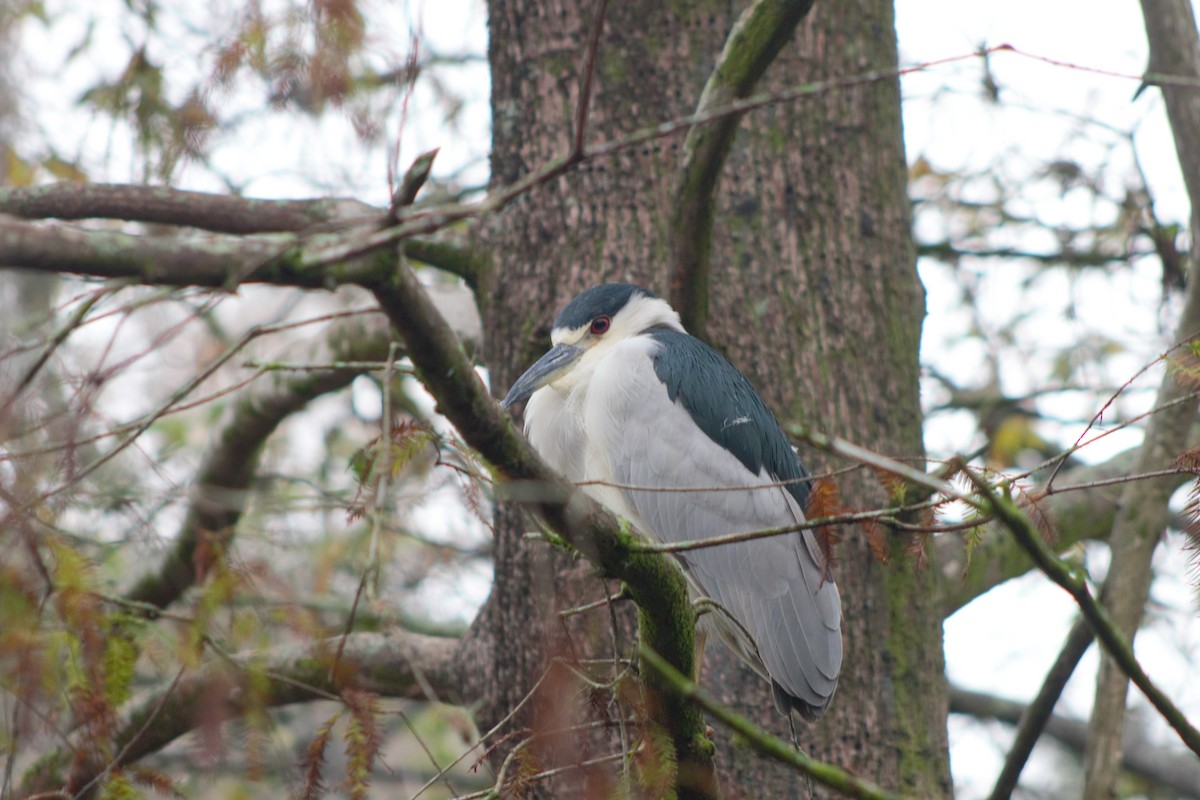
(501, 343), (583, 409)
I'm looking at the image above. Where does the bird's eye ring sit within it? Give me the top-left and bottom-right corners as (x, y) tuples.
(589, 316), (611, 335)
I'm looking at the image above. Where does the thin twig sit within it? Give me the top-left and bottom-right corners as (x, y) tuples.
(572, 0), (610, 158)
(5, 288), (113, 406)
(3, 307), (382, 462)
(558, 590), (629, 619)
(69, 668), (187, 800)
(1045, 335), (1193, 489)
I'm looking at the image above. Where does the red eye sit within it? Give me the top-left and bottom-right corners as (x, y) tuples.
(589, 316), (611, 335)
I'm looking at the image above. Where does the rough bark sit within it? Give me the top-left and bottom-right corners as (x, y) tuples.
(482, 0), (946, 797)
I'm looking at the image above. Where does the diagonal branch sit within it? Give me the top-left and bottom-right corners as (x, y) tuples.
(124, 317), (397, 612)
(986, 618), (1095, 800)
(966, 472), (1200, 758)
(639, 645), (908, 800)
(17, 630), (462, 799)
(668, 0), (815, 336)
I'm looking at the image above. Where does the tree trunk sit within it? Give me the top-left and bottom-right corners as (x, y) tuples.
(478, 0), (950, 796)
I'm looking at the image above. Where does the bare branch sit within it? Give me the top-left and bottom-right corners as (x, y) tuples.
(987, 618), (1094, 800)
(1083, 2), (1200, 791)
(17, 631), (463, 799)
(571, 0), (609, 158)
(965, 470), (1200, 758)
(0, 183), (377, 233)
(0, 215), (379, 288)
(917, 240), (1151, 269)
(389, 148), (440, 218)
(0, 184), (489, 288)
(949, 683), (1200, 799)
(124, 316), (397, 612)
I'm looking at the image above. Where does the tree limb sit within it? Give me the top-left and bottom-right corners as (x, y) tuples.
(17, 630), (463, 799)
(950, 684), (1200, 799)
(124, 317), (397, 611)
(917, 240), (1150, 269)
(0, 215), (385, 288)
(0, 184), (490, 287)
(667, 0), (814, 336)
(0, 183), (378, 233)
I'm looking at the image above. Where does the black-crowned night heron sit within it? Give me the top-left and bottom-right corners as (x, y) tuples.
(501, 283), (842, 719)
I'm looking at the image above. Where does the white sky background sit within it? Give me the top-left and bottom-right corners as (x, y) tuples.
(10, 0), (1200, 797)
(899, 3), (1200, 797)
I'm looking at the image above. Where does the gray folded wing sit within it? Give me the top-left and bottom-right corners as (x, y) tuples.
(586, 339), (842, 716)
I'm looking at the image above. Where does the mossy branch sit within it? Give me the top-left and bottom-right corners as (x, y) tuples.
(639, 646), (908, 800)
(668, 0), (814, 337)
(938, 449), (1141, 617)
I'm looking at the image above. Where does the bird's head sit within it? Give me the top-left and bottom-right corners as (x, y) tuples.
(501, 283), (683, 408)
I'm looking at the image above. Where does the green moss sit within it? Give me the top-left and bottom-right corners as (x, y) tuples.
(762, 122), (789, 155)
(98, 772), (140, 800)
(670, 0), (724, 20)
(882, 558), (943, 792)
(19, 750), (73, 795)
(103, 623), (140, 706)
(601, 49), (629, 86)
